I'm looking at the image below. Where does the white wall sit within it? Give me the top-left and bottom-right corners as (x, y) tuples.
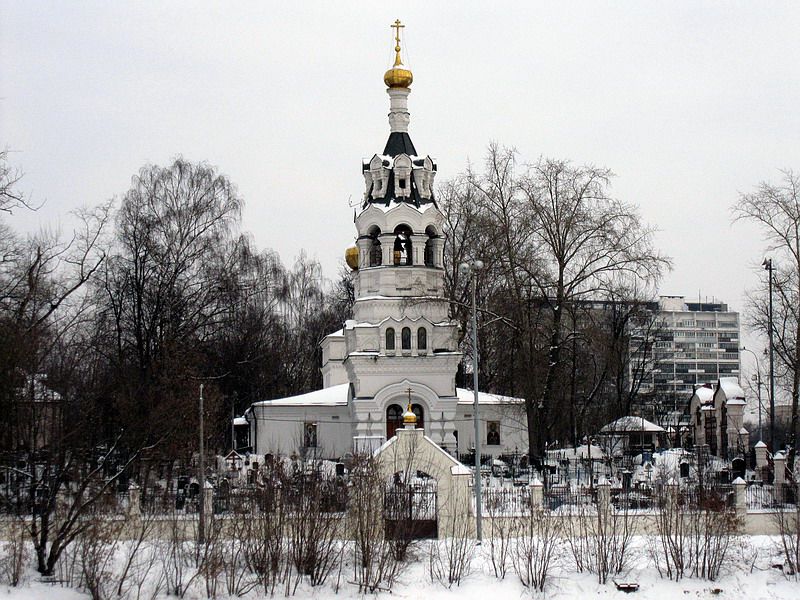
(251, 404), (352, 459)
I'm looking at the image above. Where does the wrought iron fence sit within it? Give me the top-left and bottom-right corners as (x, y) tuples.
(482, 487), (531, 515)
(544, 485), (596, 510)
(746, 482), (797, 510)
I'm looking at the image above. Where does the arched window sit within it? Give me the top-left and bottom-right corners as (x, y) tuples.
(417, 327), (427, 350)
(369, 239), (382, 266)
(368, 226), (382, 266)
(386, 404), (403, 439)
(424, 225), (437, 267)
(386, 328), (395, 351)
(393, 224), (413, 265)
(386, 403), (425, 438)
(401, 327), (411, 350)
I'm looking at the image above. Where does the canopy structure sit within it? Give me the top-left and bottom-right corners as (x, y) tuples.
(600, 416), (665, 434)
(599, 416), (665, 457)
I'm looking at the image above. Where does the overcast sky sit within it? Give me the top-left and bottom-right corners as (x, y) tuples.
(2, 2), (799, 368)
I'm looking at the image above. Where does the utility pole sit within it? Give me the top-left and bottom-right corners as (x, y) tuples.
(231, 394), (236, 453)
(459, 258), (484, 542)
(198, 383), (205, 545)
(763, 258), (776, 450)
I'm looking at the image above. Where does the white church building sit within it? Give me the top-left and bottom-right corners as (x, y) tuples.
(244, 25), (527, 461)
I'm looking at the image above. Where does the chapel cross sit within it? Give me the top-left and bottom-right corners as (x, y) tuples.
(391, 19), (405, 65)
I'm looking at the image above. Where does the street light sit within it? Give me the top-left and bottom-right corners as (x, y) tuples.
(762, 258), (776, 450)
(740, 346), (764, 442)
(459, 258), (484, 542)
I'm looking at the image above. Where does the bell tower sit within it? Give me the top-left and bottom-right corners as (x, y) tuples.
(321, 21), (461, 450)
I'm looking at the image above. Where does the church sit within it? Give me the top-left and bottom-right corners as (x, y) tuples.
(244, 22), (527, 461)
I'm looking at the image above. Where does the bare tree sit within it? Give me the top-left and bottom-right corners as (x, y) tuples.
(733, 170), (800, 460)
(518, 159), (669, 455)
(441, 147), (669, 456)
(0, 149), (34, 214)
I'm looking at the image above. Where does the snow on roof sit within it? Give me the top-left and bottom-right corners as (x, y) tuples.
(692, 386), (714, 403)
(252, 384), (349, 407)
(455, 388), (523, 405)
(253, 385), (521, 408)
(717, 377), (745, 402)
(452, 464), (472, 475)
(371, 199), (437, 214)
(600, 416), (665, 433)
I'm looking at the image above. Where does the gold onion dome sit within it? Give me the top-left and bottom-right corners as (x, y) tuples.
(345, 245), (359, 270)
(384, 66), (413, 89)
(402, 401), (417, 425)
(384, 19), (413, 88)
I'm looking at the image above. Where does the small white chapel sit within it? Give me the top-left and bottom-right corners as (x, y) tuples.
(244, 22), (527, 461)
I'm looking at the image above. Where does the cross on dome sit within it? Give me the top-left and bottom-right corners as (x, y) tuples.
(402, 386), (417, 426)
(384, 19), (413, 89)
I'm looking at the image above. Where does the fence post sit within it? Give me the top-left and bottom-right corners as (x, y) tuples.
(203, 481), (214, 526)
(667, 478), (679, 509)
(597, 477), (611, 512)
(754, 441), (769, 481)
(774, 451), (786, 503)
(732, 477), (747, 519)
(529, 477), (544, 510)
(128, 483), (141, 517)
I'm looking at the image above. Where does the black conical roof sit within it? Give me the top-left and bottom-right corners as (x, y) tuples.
(383, 132), (417, 157)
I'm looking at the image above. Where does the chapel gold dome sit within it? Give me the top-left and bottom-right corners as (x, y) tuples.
(384, 19), (413, 89)
(345, 245), (359, 270)
(402, 404), (417, 425)
(384, 66), (413, 89)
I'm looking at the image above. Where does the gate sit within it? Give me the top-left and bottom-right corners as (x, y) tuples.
(384, 478), (438, 539)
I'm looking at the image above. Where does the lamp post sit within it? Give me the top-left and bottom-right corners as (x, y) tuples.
(762, 258), (776, 450)
(740, 346), (764, 442)
(459, 258), (484, 542)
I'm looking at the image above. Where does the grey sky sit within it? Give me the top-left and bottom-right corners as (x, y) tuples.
(2, 2), (799, 371)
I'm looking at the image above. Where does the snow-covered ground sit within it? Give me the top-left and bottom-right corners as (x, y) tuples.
(2, 535), (799, 599)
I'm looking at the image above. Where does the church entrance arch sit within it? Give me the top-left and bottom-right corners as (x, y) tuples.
(386, 403), (425, 439)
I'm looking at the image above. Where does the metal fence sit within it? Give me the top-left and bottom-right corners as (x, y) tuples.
(482, 487), (531, 515)
(544, 485), (596, 510)
(746, 482), (797, 510)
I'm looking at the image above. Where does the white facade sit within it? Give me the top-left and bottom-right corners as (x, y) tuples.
(246, 50), (527, 460)
(688, 377), (749, 458)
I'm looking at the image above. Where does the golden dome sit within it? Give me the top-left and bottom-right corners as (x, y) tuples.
(384, 19), (413, 89)
(345, 245), (359, 270)
(384, 66), (413, 89)
(402, 401), (417, 426)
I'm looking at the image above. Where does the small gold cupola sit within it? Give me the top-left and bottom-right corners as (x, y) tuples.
(402, 401), (417, 427)
(383, 19), (413, 89)
(345, 245), (359, 270)
(402, 386), (417, 428)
